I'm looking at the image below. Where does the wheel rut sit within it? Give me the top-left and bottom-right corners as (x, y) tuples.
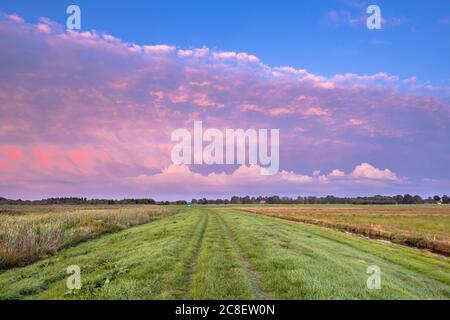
(216, 212), (272, 300)
(184, 211), (209, 299)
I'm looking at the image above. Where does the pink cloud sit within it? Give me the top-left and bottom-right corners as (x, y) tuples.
(329, 169), (345, 177)
(1, 146), (23, 161)
(31, 147), (55, 170)
(6, 14), (23, 23)
(143, 45), (176, 54)
(0, 14), (448, 198)
(36, 23), (51, 33)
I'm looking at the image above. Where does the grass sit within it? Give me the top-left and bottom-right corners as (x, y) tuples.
(238, 205), (450, 255)
(187, 210), (259, 299)
(0, 205), (177, 269)
(0, 207), (448, 300)
(219, 209), (449, 299)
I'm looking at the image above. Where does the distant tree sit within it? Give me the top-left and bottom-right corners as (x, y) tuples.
(402, 194), (413, 204)
(230, 196), (241, 204)
(424, 197), (434, 204)
(3, 194), (448, 206)
(324, 195), (336, 204)
(442, 195), (449, 204)
(267, 195), (281, 204)
(394, 194), (403, 204)
(307, 196), (318, 204)
(412, 195), (423, 204)
(242, 196), (252, 204)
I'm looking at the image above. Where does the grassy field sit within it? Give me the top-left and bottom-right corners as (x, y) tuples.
(0, 205), (177, 269)
(239, 205), (450, 255)
(0, 207), (448, 300)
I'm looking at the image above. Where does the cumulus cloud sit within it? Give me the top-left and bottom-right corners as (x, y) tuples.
(350, 163), (400, 181)
(123, 162), (401, 193)
(329, 169), (345, 177)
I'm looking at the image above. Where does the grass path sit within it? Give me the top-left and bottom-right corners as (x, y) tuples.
(0, 208), (449, 300)
(216, 213), (268, 299)
(186, 210), (265, 299)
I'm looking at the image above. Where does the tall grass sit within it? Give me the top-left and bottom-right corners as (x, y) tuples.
(0, 206), (176, 269)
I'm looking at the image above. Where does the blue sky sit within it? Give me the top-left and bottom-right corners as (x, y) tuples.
(1, 0), (449, 83)
(0, 0), (449, 199)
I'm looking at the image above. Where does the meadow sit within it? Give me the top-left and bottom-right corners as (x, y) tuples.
(0, 205), (449, 300)
(0, 205), (177, 269)
(238, 205), (450, 255)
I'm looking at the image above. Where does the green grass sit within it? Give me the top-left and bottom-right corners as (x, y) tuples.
(187, 210), (259, 299)
(0, 208), (448, 300)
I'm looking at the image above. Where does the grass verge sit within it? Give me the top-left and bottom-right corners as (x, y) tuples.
(0, 205), (177, 269)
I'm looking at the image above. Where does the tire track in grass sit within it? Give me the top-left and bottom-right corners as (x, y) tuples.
(184, 211), (209, 299)
(157, 209), (209, 299)
(187, 210), (256, 299)
(216, 211), (271, 300)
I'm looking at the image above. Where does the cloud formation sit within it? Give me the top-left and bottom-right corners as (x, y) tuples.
(0, 13), (449, 199)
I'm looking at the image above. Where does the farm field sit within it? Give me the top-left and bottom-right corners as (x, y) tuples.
(0, 206), (449, 300)
(239, 205), (450, 255)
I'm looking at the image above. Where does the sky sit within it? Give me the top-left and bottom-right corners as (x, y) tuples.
(0, 0), (449, 200)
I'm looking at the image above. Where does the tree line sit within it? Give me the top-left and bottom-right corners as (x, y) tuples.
(192, 194), (449, 205)
(2, 194), (448, 205)
(0, 197), (186, 205)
